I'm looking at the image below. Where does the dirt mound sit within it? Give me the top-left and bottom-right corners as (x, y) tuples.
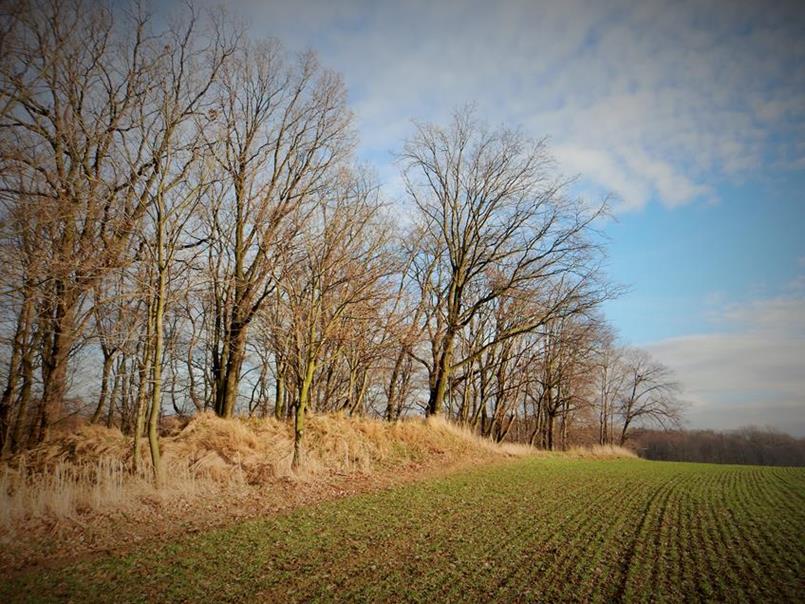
(0, 413), (528, 529)
(13, 413), (527, 483)
(20, 423), (132, 468)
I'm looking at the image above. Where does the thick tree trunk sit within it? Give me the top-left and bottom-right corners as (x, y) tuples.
(546, 413), (555, 451)
(427, 331), (455, 416)
(215, 322), (248, 418)
(35, 306), (72, 445)
(10, 354), (33, 455)
(4, 326), (35, 457)
(619, 420), (631, 446)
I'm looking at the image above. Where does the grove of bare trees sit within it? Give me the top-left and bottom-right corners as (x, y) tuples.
(0, 1), (686, 480)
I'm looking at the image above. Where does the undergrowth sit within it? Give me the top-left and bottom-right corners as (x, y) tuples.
(0, 413), (629, 530)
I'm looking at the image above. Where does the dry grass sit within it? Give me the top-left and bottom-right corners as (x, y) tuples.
(0, 413), (629, 534)
(565, 443), (637, 459)
(0, 413), (528, 530)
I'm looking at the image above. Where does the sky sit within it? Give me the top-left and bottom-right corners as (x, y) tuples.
(183, 0), (805, 434)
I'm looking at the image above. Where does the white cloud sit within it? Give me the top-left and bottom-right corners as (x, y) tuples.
(553, 145), (648, 211)
(647, 292), (805, 435)
(198, 0), (805, 211)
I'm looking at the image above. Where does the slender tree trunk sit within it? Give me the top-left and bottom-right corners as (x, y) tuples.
(385, 348), (405, 421)
(0, 291), (33, 454)
(147, 207), (168, 486)
(274, 355), (286, 420)
(497, 413), (515, 443)
(119, 356), (132, 434)
(599, 367), (608, 445)
(349, 370), (369, 416)
(186, 340), (202, 412)
(292, 357), (316, 471)
(107, 359), (122, 429)
(132, 310), (153, 476)
(91, 350), (114, 424)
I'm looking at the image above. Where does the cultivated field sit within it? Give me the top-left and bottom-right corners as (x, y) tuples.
(2, 457), (803, 603)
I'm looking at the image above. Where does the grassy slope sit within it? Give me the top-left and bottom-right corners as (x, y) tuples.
(2, 457), (804, 603)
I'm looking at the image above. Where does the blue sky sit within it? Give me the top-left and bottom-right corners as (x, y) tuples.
(606, 171), (805, 343)
(181, 0), (805, 433)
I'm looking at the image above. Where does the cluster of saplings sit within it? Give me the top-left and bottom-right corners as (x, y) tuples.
(0, 1), (683, 482)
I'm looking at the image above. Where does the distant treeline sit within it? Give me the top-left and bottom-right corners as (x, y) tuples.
(633, 428), (805, 467)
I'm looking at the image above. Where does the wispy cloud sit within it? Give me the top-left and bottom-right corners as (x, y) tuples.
(647, 284), (805, 435)
(226, 0), (805, 211)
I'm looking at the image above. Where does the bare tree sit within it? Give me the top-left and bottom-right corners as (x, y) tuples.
(617, 348), (684, 445)
(400, 108), (609, 417)
(203, 40), (353, 419)
(281, 172), (392, 469)
(593, 330), (624, 445)
(0, 1), (222, 443)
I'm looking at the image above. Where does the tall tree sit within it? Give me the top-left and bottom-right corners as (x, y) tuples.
(205, 41), (353, 418)
(281, 173), (392, 469)
(400, 109), (609, 416)
(617, 348), (684, 445)
(0, 1), (216, 442)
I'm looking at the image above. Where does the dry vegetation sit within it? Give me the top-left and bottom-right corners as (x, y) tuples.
(0, 414), (526, 524)
(0, 415), (542, 570)
(3, 456), (802, 603)
(0, 0), (683, 485)
(0, 414), (638, 573)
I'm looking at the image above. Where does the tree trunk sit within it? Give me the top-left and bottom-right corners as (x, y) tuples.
(119, 356), (132, 434)
(427, 331), (455, 416)
(292, 357), (316, 471)
(349, 370), (369, 416)
(91, 350), (114, 424)
(385, 347), (406, 421)
(619, 420), (631, 446)
(132, 311), (153, 476)
(215, 322), (248, 418)
(107, 360), (122, 429)
(274, 356), (286, 419)
(5, 328), (35, 456)
(0, 291), (33, 455)
(35, 290), (75, 444)
(147, 206), (168, 486)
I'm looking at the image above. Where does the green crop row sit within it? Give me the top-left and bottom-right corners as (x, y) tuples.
(2, 457), (803, 602)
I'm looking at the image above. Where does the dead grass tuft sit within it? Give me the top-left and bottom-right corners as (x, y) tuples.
(565, 444), (637, 459)
(0, 413), (528, 530)
(0, 413), (634, 535)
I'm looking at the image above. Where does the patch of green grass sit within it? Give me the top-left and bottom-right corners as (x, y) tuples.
(3, 457), (804, 602)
